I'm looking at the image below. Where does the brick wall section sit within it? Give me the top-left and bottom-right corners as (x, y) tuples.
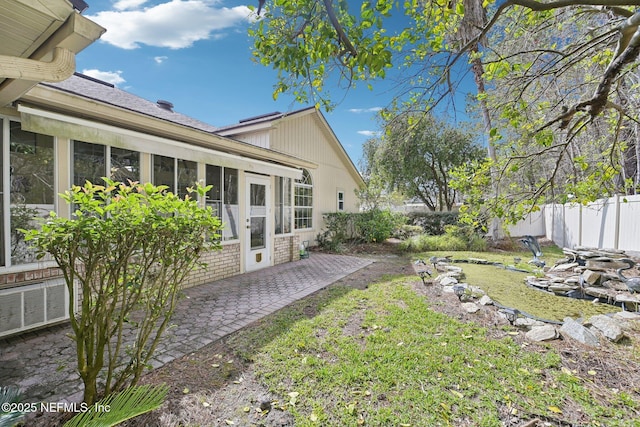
(183, 243), (241, 288)
(274, 235), (301, 265)
(0, 267), (64, 289)
(1, 237), (299, 293)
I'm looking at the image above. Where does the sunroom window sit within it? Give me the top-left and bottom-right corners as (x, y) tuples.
(8, 121), (54, 265)
(205, 165), (239, 241)
(152, 155), (197, 198)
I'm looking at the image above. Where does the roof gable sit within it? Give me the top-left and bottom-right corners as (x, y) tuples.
(217, 107), (363, 186)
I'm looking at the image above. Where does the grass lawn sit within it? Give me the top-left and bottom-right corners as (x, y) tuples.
(237, 272), (638, 426)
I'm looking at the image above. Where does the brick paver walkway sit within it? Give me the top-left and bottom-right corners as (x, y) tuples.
(0, 253), (373, 404)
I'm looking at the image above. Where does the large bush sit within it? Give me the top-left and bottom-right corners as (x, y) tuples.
(355, 209), (405, 243)
(406, 211), (460, 235)
(317, 210), (405, 249)
(399, 225), (487, 252)
(24, 180), (222, 405)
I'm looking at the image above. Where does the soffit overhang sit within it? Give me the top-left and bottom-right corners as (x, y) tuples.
(0, 0), (105, 106)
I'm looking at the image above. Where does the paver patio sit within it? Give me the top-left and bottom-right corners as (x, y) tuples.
(0, 253), (373, 404)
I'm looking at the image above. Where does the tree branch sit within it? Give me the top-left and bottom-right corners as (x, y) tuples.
(322, 0), (357, 57)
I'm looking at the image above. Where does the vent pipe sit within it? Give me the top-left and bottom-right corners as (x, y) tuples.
(156, 100), (174, 112)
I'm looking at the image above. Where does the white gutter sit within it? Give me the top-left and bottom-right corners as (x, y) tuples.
(0, 48), (75, 82)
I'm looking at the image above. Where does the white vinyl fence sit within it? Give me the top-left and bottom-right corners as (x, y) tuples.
(506, 194), (640, 252)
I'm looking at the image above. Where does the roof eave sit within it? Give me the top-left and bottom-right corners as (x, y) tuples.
(20, 84), (317, 170)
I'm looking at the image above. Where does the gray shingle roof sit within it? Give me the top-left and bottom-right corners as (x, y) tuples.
(41, 73), (218, 133)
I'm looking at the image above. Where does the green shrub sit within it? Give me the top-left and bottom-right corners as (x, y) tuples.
(399, 225), (487, 252)
(392, 224), (423, 239)
(318, 210), (406, 248)
(24, 180), (222, 405)
(407, 211), (459, 235)
(354, 209), (405, 243)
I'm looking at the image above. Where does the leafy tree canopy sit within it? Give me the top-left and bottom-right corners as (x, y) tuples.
(364, 113), (484, 211)
(250, 0), (640, 223)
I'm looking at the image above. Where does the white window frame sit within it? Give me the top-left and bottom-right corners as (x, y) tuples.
(337, 190), (345, 211)
(294, 169), (313, 230)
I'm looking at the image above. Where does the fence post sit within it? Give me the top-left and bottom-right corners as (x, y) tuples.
(614, 194), (621, 250)
(578, 202), (582, 247)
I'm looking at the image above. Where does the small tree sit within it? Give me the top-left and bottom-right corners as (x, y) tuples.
(24, 180), (222, 405)
(373, 113), (484, 211)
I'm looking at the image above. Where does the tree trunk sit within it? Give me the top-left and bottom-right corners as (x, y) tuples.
(471, 54), (502, 238)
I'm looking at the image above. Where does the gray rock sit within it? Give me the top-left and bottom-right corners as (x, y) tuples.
(439, 276), (458, 286)
(515, 317), (545, 328)
(582, 270), (602, 286)
(550, 262), (579, 272)
(479, 295), (493, 306)
(461, 302), (479, 313)
(549, 283), (577, 293)
(613, 311), (640, 321)
(586, 259), (632, 270)
(588, 315), (624, 342)
(526, 325), (559, 342)
(560, 317), (600, 347)
(584, 286), (617, 300)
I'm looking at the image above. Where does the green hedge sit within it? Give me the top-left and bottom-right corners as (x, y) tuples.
(407, 211), (460, 235)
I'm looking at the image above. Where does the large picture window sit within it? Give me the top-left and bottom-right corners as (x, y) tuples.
(73, 141), (105, 186)
(205, 165), (239, 241)
(111, 147), (141, 183)
(8, 122), (55, 265)
(294, 169), (313, 230)
(275, 176), (292, 234)
(152, 155), (196, 198)
(73, 141), (140, 186)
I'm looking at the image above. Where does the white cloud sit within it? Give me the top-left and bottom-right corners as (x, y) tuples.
(154, 55), (169, 64)
(87, 1), (252, 50)
(357, 130), (382, 137)
(349, 107), (383, 114)
(82, 69), (126, 86)
(113, 0), (148, 10)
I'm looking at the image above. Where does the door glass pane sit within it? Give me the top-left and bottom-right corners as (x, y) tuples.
(275, 177), (291, 235)
(250, 183), (266, 215)
(250, 183), (266, 249)
(251, 217), (265, 249)
(11, 122), (55, 265)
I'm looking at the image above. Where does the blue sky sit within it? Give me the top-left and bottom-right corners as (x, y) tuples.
(76, 0), (407, 167)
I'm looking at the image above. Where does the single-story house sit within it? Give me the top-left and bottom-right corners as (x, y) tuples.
(0, 1), (363, 337)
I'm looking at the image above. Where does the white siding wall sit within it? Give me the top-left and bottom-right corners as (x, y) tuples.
(269, 113), (362, 243)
